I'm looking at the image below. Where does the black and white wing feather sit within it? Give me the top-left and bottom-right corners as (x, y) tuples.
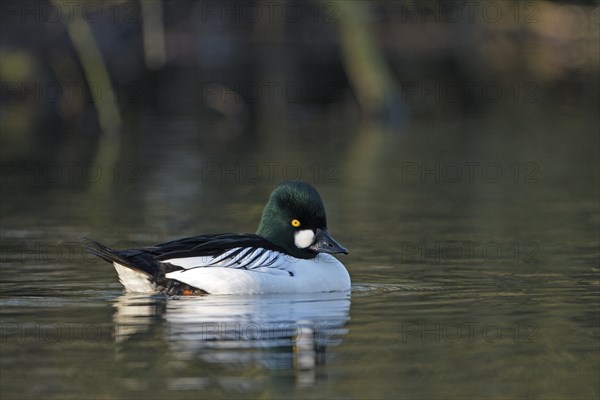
(161, 246), (289, 274)
(86, 233), (291, 277)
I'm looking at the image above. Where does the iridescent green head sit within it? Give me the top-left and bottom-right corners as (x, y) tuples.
(256, 181), (348, 259)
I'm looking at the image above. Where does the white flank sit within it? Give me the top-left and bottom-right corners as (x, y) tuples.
(294, 229), (315, 249)
(111, 247), (352, 295)
(113, 263), (156, 293)
(165, 253), (351, 295)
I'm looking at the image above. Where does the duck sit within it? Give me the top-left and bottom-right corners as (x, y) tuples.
(86, 181), (351, 295)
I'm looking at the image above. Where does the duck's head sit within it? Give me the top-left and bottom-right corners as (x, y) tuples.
(256, 181), (348, 259)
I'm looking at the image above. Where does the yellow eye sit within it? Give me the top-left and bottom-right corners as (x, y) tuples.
(291, 219), (301, 227)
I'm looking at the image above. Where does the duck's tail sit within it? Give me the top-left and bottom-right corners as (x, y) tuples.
(84, 238), (134, 267)
(84, 238), (157, 293)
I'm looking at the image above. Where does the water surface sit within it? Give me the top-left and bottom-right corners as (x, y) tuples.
(1, 108), (598, 399)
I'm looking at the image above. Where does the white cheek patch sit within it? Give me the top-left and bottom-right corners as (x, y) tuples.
(294, 229), (315, 249)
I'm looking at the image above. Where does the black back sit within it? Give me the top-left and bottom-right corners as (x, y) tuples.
(86, 234), (285, 277)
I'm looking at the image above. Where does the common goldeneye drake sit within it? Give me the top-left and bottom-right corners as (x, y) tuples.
(86, 181), (350, 295)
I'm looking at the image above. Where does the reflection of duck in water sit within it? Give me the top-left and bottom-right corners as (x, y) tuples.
(87, 182), (350, 295)
(112, 292), (351, 386)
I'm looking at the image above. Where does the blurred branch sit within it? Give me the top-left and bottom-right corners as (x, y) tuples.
(333, 1), (403, 123)
(52, 0), (121, 138)
(50, 0), (122, 199)
(141, 0), (167, 70)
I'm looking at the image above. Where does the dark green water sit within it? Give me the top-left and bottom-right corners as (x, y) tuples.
(1, 106), (598, 399)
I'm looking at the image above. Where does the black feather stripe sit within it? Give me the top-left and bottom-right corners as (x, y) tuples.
(256, 252), (279, 267)
(208, 247), (244, 266)
(219, 248), (253, 268)
(247, 249), (274, 269)
(240, 248), (266, 269)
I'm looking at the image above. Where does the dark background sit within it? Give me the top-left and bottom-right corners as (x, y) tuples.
(1, 1), (599, 399)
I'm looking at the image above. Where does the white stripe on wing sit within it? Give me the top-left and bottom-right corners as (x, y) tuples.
(162, 247), (288, 272)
